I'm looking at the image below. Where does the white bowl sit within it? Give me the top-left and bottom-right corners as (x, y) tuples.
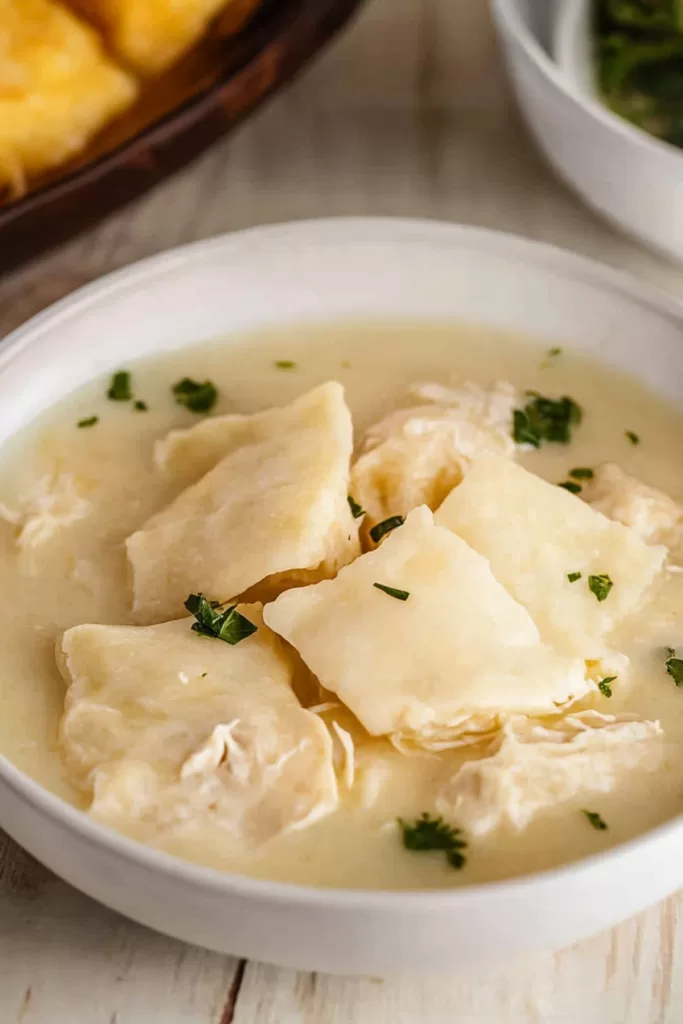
(492, 0), (683, 263)
(2, 219), (683, 975)
(553, 0), (595, 94)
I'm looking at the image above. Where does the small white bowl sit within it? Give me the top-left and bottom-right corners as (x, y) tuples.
(2, 219), (683, 975)
(553, 0), (595, 94)
(492, 0), (683, 263)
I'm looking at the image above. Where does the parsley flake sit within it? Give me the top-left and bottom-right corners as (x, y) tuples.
(598, 676), (616, 698)
(274, 360), (296, 370)
(567, 571), (582, 583)
(512, 393), (582, 448)
(569, 467), (594, 480)
(559, 480), (582, 494)
(399, 813), (467, 869)
(184, 593), (257, 645)
(369, 515), (405, 544)
(77, 416), (98, 428)
(107, 370), (132, 402)
(172, 378), (218, 414)
(347, 496), (365, 519)
(373, 583), (409, 602)
(134, 400), (148, 412)
(548, 347), (562, 357)
(588, 574), (613, 602)
(665, 648), (683, 687)
(625, 431), (640, 446)
(582, 810), (608, 831)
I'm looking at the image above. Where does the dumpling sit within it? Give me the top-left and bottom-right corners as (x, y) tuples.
(0, 0), (137, 196)
(436, 455), (666, 661)
(437, 711), (666, 836)
(582, 463), (683, 559)
(57, 607), (338, 845)
(65, 0), (251, 74)
(264, 506), (588, 751)
(127, 382), (360, 623)
(349, 380), (518, 526)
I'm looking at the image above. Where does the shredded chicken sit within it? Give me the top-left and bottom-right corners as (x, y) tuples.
(438, 711), (666, 836)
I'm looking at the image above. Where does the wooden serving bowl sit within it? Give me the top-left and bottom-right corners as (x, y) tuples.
(0, 0), (364, 273)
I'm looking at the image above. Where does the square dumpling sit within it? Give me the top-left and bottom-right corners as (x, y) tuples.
(57, 607), (338, 845)
(436, 455), (666, 661)
(264, 506), (588, 750)
(0, 0), (137, 195)
(127, 382), (360, 623)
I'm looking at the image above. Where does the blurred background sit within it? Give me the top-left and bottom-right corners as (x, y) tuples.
(1, 0), (682, 338)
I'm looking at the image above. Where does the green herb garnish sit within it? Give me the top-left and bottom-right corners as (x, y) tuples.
(567, 571), (582, 583)
(172, 378), (218, 413)
(373, 583), (410, 602)
(399, 813), (467, 869)
(569, 467), (594, 480)
(107, 370), (132, 402)
(347, 496), (365, 519)
(134, 400), (148, 412)
(559, 480), (582, 494)
(666, 647), (683, 687)
(369, 515), (405, 544)
(274, 360), (296, 370)
(582, 809), (608, 831)
(596, 1), (683, 151)
(184, 593), (257, 645)
(548, 347), (562, 357)
(512, 393), (582, 448)
(598, 676), (617, 697)
(625, 430), (640, 445)
(77, 416), (98, 428)
(588, 573), (614, 602)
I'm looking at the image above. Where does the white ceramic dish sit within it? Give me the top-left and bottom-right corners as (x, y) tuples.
(492, 0), (683, 263)
(2, 218), (683, 975)
(553, 0), (594, 94)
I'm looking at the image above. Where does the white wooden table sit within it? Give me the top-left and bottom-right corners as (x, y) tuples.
(2, 2), (683, 1020)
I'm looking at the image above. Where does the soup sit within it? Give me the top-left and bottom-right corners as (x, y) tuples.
(1, 321), (682, 890)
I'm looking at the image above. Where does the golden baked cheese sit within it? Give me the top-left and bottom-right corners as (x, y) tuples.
(0, 0), (138, 195)
(69, 0), (238, 74)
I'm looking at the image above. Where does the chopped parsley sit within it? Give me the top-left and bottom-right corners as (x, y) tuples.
(666, 648), (683, 687)
(548, 347), (562, 357)
(598, 676), (616, 698)
(172, 378), (218, 413)
(588, 573), (613, 602)
(369, 515), (405, 544)
(625, 430), (640, 446)
(512, 393), (582, 448)
(134, 400), (148, 412)
(347, 495), (365, 519)
(373, 583), (410, 602)
(567, 571), (582, 583)
(569, 467), (594, 480)
(274, 360), (296, 370)
(558, 480), (582, 494)
(107, 370), (132, 402)
(582, 810), (608, 831)
(184, 593), (257, 645)
(399, 813), (467, 869)
(77, 416), (98, 428)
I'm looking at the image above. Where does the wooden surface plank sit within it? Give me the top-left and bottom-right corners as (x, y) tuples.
(1, 0), (683, 1020)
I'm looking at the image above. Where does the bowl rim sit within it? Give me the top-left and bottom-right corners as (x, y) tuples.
(2, 215), (683, 911)
(492, 0), (683, 164)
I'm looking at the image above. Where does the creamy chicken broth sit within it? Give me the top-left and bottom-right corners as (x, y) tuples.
(1, 320), (682, 890)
